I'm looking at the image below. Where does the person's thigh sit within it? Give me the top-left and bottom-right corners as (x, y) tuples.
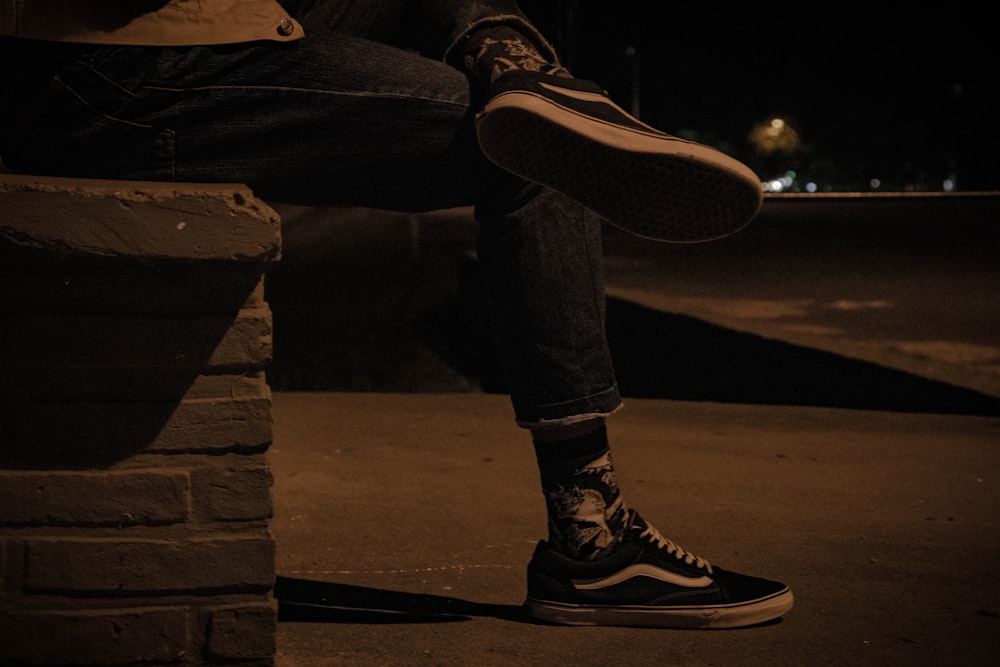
(3, 32), (486, 211)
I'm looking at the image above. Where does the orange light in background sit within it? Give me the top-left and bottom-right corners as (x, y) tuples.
(749, 117), (803, 156)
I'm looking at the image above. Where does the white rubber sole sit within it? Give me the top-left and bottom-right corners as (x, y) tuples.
(477, 90), (763, 244)
(524, 588), (794, 629)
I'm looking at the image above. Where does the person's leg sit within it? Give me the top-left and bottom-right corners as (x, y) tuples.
(459, 20), (792, 629)
(0, 0), (552, 204)
(0, 34), (479, 209)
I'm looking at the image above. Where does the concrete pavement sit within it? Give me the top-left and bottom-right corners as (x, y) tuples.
(269, 392), (999, 666)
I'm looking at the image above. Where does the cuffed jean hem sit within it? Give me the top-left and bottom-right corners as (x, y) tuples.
(513, 384), (624, 430)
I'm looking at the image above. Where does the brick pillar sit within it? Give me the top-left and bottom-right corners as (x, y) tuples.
(0, 175), (282, 666)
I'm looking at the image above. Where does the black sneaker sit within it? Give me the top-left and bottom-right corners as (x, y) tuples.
(524, 512), (793, 628)
(475, 71), (763, 244)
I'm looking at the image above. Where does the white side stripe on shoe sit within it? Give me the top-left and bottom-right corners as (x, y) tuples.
(573, 563), (714, 590)
(535, 82), (665, 134)
(537, 81), (617, 105)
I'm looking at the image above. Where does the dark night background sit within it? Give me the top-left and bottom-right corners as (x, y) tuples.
(517, 1), (998, 193)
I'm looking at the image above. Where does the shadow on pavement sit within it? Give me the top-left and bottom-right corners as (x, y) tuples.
(414, 296), (1000, 417)
(275, 576), (526, 624)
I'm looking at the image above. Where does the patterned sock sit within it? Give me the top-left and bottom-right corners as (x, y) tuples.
(460, 25), (571, 83)
(532, 422), (631, 561)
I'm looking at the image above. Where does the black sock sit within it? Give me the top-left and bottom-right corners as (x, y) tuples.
(532, 423), (631, 560)
(459, 25), (571, 83)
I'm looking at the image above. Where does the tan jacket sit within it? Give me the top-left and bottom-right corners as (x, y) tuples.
(0, 0), (304, 45)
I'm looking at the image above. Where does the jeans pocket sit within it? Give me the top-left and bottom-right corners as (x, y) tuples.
(6, 64), (175, 181)
(69, 44), (156, 96)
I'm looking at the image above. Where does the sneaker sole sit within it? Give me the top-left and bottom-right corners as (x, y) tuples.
(476, 91), (763, 244)
(524, 588), (793, 629)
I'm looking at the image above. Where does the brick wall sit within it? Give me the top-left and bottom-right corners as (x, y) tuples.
(0, 175), (282, 666)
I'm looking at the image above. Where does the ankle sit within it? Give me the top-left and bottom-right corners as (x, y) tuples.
(459, 25), (571, 83)
(532, 424), (632, 561)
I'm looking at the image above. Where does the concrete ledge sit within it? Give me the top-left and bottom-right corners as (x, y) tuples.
(0, 174), (281, 261)
(0, 175), (282, 666)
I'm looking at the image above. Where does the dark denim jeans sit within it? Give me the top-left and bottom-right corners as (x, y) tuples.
(0, 0), (622, 426)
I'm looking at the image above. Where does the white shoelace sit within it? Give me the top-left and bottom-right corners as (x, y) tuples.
(639, 521), (713, 573)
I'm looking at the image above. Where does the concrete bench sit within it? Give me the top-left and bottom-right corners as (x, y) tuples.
(0, 174), (283, 666)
